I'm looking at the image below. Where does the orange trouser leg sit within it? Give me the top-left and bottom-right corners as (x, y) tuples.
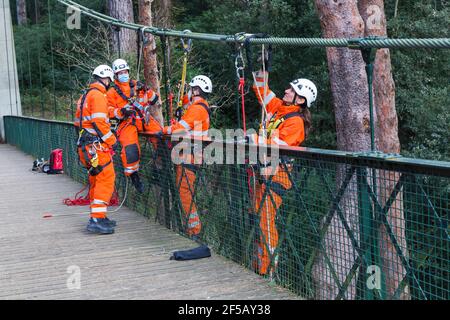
(253, 167), (291, 275)
(88, 174), (96, 202)
(89, 149), (115, 219)
(176, 165), (201, 236)
(118, 124), (141, 176)
(78, 146), (116, 219)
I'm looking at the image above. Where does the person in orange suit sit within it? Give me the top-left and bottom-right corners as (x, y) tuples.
(251, 69), (317, 276)
(163, 75), (213, 239)
(74, 65), (117, 234)
(107, 58), (161, 193)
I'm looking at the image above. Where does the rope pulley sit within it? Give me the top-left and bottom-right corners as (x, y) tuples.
(180, 29), (193, 53)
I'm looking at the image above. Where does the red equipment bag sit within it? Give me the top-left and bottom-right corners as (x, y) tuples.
(46, 149), (63, 174)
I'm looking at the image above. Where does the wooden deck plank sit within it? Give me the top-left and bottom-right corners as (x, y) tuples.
(0, 144), (299, 300)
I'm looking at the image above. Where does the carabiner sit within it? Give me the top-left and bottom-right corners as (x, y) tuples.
(235, 50), (245, 79)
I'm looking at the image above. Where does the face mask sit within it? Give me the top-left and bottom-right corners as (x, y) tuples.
(118, 73), (129, 83)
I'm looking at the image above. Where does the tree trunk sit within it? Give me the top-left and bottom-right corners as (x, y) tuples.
(107, 0), (136, 54)
(139, 0), (164, 126)
(313, 0), (369, 300)
(153, 0), (172, 28)
(313, 0), (406, 300)
(31, 0), (40, 24)
(358, 0), (408, 300)
(17, 0), (27, 25)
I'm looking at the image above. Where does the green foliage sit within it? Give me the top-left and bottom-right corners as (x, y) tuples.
(387, 1), (450, 160)
(173, 0), (334, 147)
(11, 0), (450, 159)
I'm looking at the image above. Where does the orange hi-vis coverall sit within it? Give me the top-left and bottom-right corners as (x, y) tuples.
(163, 96), (211, 236)
(74, 83), (117, 219)
(107, 79), (160, 176)
(252, 71), (305, 275)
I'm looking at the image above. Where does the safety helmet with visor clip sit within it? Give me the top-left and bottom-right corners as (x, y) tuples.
(112, 59), (130, 74)
(189, 75), (213, 94)
(289, 78), (317, 108)
(92, 65), (114, 82)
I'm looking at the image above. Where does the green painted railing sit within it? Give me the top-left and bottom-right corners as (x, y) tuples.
(4, 115), (449, 300)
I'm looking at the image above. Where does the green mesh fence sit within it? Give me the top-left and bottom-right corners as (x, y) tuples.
(4, 115), (450, 300)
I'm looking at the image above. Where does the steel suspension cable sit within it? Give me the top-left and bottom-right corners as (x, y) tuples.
(35, 0), (45, 118)
(2, 0), (13, 115)
(58, 0), (450, 50)
(25, 25), (33, 116)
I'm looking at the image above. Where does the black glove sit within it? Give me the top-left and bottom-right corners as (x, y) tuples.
(256, 47), (272, 71)
(121, 107), (134, 117)
(136, 80), (147, 92)
(111, 142), (119, 151)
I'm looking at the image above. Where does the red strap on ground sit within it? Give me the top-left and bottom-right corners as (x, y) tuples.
(63, 185), (119, 206)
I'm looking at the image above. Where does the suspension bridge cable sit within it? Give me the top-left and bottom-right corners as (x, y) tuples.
(25, 25), (33, 116)
(34, 0), (45, 118)
(2, 0), (13, 115)
(58, 0), (450, 50)
(47, 0), (58, 119)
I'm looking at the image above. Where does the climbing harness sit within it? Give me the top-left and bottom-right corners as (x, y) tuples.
(110, 81), (147, 135)
(175, 30), (192, 121)
(265, 112), (302, 139)
(76, 88), (114, 177)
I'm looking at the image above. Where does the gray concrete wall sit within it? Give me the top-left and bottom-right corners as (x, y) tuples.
(0, 0), (21, 141)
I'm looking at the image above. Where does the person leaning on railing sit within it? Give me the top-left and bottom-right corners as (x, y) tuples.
(163, 75), (213, 239)
(107, 58), (161, 194)
(74, 65), (118, 235)
(249, 67), (317, 276)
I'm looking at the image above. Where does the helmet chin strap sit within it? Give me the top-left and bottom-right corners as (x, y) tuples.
(291, 93), (298, 106)
(97, 78), (110, 90)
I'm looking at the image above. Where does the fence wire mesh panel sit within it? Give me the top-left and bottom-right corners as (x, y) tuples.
(4, 116), (450, 300)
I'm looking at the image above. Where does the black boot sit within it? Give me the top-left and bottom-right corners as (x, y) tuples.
(130, 172), (145, 193)
(86, 218), (115, 234)
(103, 216), (117, 227)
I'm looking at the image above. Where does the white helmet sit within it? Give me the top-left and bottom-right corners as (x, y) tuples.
(92, 65), (114, 81)
(189, 75), (212, 94)
(112, 58), (130, 74)
(289, 78), (317, 108)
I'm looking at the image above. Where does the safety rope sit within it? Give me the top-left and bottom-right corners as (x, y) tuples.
(136, 27), (150, 81)
(62, 184), (120, 206)
(175, 30), (192, 121)
(58, 0), (450, 50)
(160, 35), (173, 124)
(235, 45), (246, 135)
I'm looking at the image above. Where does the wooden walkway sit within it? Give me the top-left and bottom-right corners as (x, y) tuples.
(0, 144), (298, 300)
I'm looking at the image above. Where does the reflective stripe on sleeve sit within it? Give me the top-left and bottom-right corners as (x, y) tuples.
(101, 131), (113, 141)
(179, 120), (191, 131)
